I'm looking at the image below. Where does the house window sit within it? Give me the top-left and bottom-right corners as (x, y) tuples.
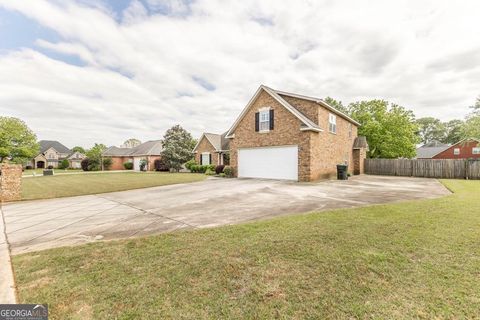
(259, 110), (270, 131)
(453, 148), (460, 155)
(473, 147), (480, 155)
(201, 153), (211, 165)
(329, 113), (337, 134)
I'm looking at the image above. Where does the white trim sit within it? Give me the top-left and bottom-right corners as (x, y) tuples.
(192, 133), (221, 152)
(273, 88), (361, 126)
(225, 85), (322, 138)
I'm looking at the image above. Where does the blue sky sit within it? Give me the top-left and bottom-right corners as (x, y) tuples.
(0, 0), (479, 148)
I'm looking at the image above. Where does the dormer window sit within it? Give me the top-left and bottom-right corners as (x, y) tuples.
(329, 113), (337, 134)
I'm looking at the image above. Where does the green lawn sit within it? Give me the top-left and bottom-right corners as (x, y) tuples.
(13, 180), (480, 319)
(21, 172), (206, 200)
(22, 168), (82, 177)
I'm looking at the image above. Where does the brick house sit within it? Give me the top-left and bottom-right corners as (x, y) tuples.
(195, 85), (367, 181)
(102, 140), (163, 171)
(193, 132), (230, 166)
(416, 138), (480, 159)
(31, 140), (85, 169)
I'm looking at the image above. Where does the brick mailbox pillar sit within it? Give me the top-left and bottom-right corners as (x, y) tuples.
(353, 136), (368, 175)
(0, 164), (22, 202)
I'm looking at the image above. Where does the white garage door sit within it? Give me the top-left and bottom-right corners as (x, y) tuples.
(238, 145), (298, 180)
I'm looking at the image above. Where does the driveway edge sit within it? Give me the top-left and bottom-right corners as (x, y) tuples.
(0, 205), (17, 303)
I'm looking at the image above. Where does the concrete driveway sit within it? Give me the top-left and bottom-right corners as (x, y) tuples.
(2, 175), (450, 255)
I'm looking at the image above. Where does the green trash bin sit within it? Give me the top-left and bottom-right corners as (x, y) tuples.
(336, 164), (348, 180)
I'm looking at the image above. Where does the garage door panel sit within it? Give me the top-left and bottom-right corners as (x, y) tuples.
(238, 146), (298, 180)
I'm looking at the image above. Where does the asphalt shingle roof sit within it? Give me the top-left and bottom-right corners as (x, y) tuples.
(102, 140), (163, 157)
(39, 140), (71, 154)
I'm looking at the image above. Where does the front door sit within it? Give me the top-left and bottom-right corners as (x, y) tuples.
(36, 161), (45, 168)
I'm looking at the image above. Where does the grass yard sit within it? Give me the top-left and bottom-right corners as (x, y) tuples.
(21, 172), (206, 200)
(22, 168), (82, 177)
(12, 180), (480, 319)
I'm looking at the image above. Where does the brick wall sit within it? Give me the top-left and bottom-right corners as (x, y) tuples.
(433, 140), (480, 159)
(229, 89), (359, 181)
(229, 90), (312, 181)
(0, 164), (22, 202)
(353, 148), (367, 175)
(194, 137), (220, 165)
(308, 107), (358, 180)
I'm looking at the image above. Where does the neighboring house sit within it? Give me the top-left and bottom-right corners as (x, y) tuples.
(198, 85), (367, 181)
(102, 140), (163, 171)
(193, 132), (230, 166)
(416, 138), (480, 159)
(31, 140), (77, 169)
(68, 151), (86, 169)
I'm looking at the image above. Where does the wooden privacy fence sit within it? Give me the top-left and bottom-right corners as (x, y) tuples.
(365, 159), (480, 179)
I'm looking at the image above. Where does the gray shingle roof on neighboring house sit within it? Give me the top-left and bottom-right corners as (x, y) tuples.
(416, 146), (450, 159)
(131, 140), (163, 156)
(102, 140), (163, 157)
(194, 132), (230, 152)
(39, 140), (71, 154)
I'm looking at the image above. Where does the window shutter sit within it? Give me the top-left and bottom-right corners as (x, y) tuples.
(255, 112), (259, 132)
(200, 155), (203, 165)
(209, 154), (212, 164)
(269, 109), (274, 130)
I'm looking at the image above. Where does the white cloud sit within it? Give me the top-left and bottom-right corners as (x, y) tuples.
(0, 0), (479, 147)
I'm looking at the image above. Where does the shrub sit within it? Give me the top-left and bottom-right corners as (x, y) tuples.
(25, 165), (32, 170)
(207, 164), (216, 171)
(123, 162), (133, 170)
(47, 165), (54, 169)
(81, 158), (90, 171)
(185, 159), (197, 171)
(140, 159), (147, 171)
(215, 165), (225, 174)
(154, 159), (169, 171)
(58, 159), (70, 169)
(102, 158), (113, 170)
(205, 168), (215, 175)
(223, 166), (234, 178)
(219, 172), (226, 178)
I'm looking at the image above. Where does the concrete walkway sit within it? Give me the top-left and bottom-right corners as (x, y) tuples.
(3, 175), (450, 255)
(0, 206), (17, 303)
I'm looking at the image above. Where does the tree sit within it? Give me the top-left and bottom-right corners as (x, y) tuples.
(161, 125), (196, 171)
(416, 117), (446, 144)
(324, 97), (350, 115)
(443, 119), (464, 144)
(121, 138), (141, 148)
(462, 115), (480, 140)
(470, 96), (480, 116)
(58, 159), (70, 169)
(86, 143), (107, 159)
(102, 157), (113, 170)
(85, 143), (107, 171)
(0, 117), (39, 163)
(72, 146), (86, 154)
(349, 100), (419, 158)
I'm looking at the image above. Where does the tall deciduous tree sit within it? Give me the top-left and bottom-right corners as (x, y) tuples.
(86, 143), (107, 171)
(349, 100), (419, 159)
(324, 97), (349, 115)
(72, 146), (86, 154)
(416, 117), (447, 144)
(0, 117), (39, 163)
(121, 138), (141, 148)
(443, 119), (464, 144)
(161, 125), (195, 172)
(462, 116), (480, 140)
